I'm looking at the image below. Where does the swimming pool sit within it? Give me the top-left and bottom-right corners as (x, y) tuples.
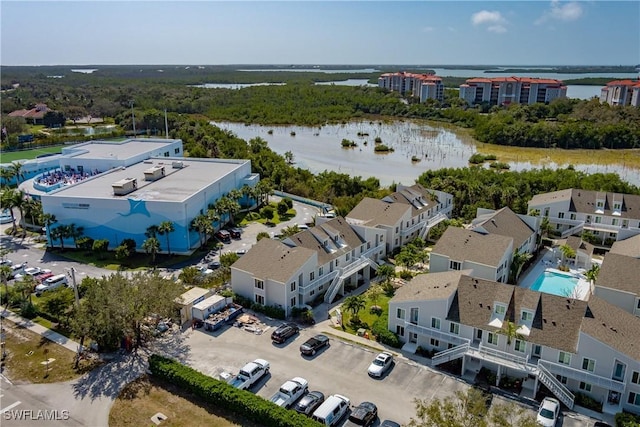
(530, 271), (579, 297)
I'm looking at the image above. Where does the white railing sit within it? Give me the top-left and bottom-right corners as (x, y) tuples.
(432, 343), (470, 366)
(340, 257), (369, 278)
(300, 270), (338, 291)
(470, 344), (536, 374)
(400, 221), (425, 236)
(404, 322), (470, 346)
(361, 244), (383, 258)
(421, 212), (448, 240)
(538, 360), (626, 393)
(324, 271), (343, 304)
(561, 222), (585, 238)
(537, 363), (575, 409)
(584, 222), (624, 233)
(364, 257), (379, 271)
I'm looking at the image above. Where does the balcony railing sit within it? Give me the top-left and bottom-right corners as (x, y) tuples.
(404, 321), (470, 346)
(538, 360), (626, 393)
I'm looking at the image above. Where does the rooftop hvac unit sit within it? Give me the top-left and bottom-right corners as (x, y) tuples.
(172, 161), (184, 169)
(144, 165), (165, 181)
(112, 178), (137, 196)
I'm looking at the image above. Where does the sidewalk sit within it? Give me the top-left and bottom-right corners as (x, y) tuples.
(1, 308), (82, 353)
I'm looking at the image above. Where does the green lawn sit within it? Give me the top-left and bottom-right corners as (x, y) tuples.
(53, 248), (191, 271)
(339, 291), (391, 335)
(237, 206), (296, 227)
(1, 145), (64, 162)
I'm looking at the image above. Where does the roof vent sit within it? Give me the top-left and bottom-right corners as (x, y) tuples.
(112, 178), (137, 196)
(552, 321), (557, 326)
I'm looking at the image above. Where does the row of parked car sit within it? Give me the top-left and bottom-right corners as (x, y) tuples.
(267, 323), (400, 426)
(1, 259), (69, 295)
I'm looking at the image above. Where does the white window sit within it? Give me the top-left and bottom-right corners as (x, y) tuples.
(514, 339), (526, 352)
(449, 322), (459, 335)
(521, 311), (533, 322)
(396, 325), (405, 336)
(487, 332), (498, 345)
(612, 218), (618, 226)
(310, 271), (315, 281)
(558, 212), (565, 219)
(494, 304), (506, 316)
(431, 317), (441, 330)
(597, 201), (604, 208)
(255, 294), (264, 305)
(290, 297), (296, 307)
(449, 260), (461, 270)
(595, 216), (602, 224)
(290, 282), (296, 292)
(556, 375), (568, 385)
(430, 338), (439, 347)
(396, 308), (405, 320)
(543, 207), (550, 217)
(632, 371), (640, 385)
(558, 351), (571, 365)
(254, 279), (264, 290)
(346, 253), (350, 261)
(319, 267), (324, 276)
(579, 382), (592, 392)
(582, 358), (595, 372)
(614, 202), (621, 210)
(310, 290), (315, 296)
(410, 308), (419, 324)
(629, 392), (640, 406)
(570, 213), (576, 220)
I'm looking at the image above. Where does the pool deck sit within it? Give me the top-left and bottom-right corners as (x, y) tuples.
(519, 247), (591, 300)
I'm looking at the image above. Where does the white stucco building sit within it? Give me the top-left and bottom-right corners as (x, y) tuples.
(459, 77), (567, 106)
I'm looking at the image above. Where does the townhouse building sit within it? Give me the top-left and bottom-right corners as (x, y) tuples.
(600, 80), (640, 107)
(459, 77), (567, 106)
(231, 217), (384, 316)
(528, 189), (640, 245)
(347, 184), (453, 253)
(594, 237), (640, 317)
(389, 272), (640, 416)
(469, 207), (539, 256)
(378, 72), (445, 102)
(429, 226), (513, 283)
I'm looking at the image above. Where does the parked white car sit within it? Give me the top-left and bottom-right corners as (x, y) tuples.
(536, 397), (560, 427)
(367, 352), (394, 378)
(35, 274), (68, 295)
(15, 267), (50, 281)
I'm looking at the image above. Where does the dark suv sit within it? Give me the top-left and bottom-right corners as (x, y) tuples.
(346, 402), (378, 427)
(299, 334), (330, 355)
(271, 322), (300, 344)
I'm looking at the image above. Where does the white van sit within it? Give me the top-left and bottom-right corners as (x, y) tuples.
(312, 394), (350, 426)
(35, 274), (68, 295)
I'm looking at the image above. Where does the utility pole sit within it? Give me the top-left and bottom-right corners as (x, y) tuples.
(67, 267), (83, 369)
(164, 109), (169, 139)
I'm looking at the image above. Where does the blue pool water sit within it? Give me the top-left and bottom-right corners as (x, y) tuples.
(530, 271), (579, 296)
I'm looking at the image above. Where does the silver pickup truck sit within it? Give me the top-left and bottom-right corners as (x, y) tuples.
(227, 359), (270, 390)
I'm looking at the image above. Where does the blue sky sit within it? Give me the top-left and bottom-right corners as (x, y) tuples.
(1, 1), (638, 66)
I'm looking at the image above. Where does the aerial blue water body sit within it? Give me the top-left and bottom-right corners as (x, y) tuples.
(530, 271), (578, 297)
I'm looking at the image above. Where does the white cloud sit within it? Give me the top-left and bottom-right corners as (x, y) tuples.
(471, 10), (505, 26)
(536, 1), (584, 24)
(422, 26), (434, 33)
(488, 25), (507, 34)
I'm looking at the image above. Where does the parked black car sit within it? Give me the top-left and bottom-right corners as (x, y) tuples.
(294, 390), (325, 416)
(346, 401), (378, 426)
(299, 334), (330, 355)
(271, 322), (300, 344)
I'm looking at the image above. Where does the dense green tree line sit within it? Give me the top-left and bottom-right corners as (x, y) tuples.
(417, 167), (640, 221)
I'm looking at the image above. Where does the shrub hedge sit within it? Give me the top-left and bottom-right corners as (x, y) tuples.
(232, 294), (286, 319)
(149, 355), (322, 427)
(615, 411), (640, 427)
(371, 314), (401, 348)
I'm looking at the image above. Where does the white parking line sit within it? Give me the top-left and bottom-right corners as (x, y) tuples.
(0, 401), (21, 414)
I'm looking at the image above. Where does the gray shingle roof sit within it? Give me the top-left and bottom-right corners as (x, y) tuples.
(231, 238), (315, 283)
(596, 252), (640, 295)
(390, 270), (470, 303)
(529, 189), (640, 220)
(581, 296), (640, 360)
(432, 227), (513, 267)
(610, 234), (640, 258)
(565, 236), (594, 256)
(285, 217), (365, 265)
(470, 207), (534, 250)
(346, 197), (409, 227)
(383, 184), (437, 216)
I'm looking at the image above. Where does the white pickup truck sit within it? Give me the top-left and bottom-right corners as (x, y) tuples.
(228, 359), (270, 390)
(269, 377), (308, 408)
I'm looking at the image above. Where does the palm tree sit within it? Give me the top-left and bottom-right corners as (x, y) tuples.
(142, 237), (161, 264)
(145, 225), (159, 239)
(377, 264), (395, 284)
(559, 244), (576, 267)
(8, 162), (25, 186)
(190, 214), (213, 248)
(509, 249), (532, 284)
(0, 168), (13, 188)
(585, 264), (600, 291)
(158, 220), (175, 256)
(39, 213), (57, 248)
(68, 223), (84, 248)
(9, 189), (26, 235)
(497, 320), (524, 346)
(51, 224), (71, 250)
(23, 198), (42, 228)
(0, 189), (18, 232)
(343, 295), (366, 323)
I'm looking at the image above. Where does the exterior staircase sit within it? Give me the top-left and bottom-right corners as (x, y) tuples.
(420, 212), (448, 240)
(431, 343), (470, 366)
(537, 363), (575, 409)
(561, 222), (585, 238)
(324, 270), (344, 304)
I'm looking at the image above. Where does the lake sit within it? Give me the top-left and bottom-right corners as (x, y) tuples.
(212, 120), (640, 187)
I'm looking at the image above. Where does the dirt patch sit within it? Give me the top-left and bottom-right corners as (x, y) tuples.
(110, 376), (261, 427)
